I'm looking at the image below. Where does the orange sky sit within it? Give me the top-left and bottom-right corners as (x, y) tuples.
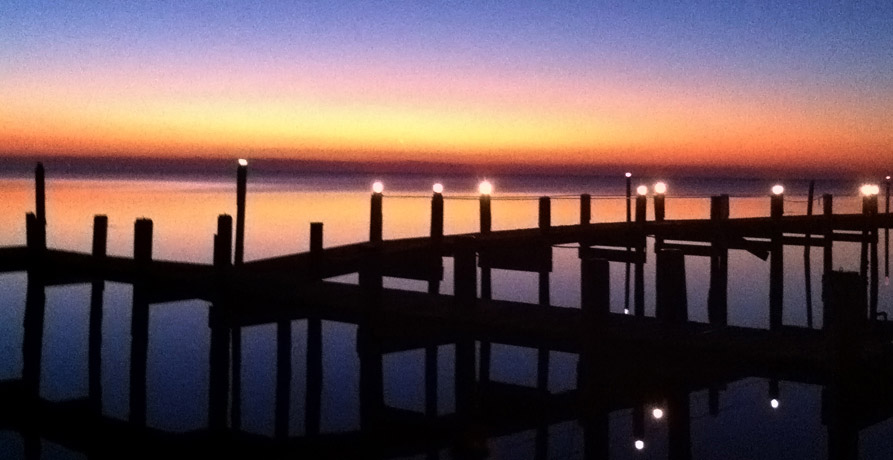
(2, 2), (891, 174)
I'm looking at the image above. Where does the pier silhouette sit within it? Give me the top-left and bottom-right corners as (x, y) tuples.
(1, 162), (892, 459)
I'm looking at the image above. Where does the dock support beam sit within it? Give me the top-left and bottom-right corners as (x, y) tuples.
(92, 215), (108, 259)
(234, 161), (247, 266)
(34, 162), (46, 250)
(454, 236), (477, 306)
(431, 191), (444, 240)
(770, 193), (784, 331)
(134, 218), (153, 265)
(310, 222), (323, 278)
(580, 194), (591, 225)
(654, 192), (666, 222)
(708, 195), (729, 325)
(863, 194), (879, 319)
(89, 216), (107, 414)
(214, 215), (233, 269)
(370, 191), (383, 243)
(823, 194), (834, 276)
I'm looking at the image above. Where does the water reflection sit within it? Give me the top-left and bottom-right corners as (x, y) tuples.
(1, 266), (892, 459)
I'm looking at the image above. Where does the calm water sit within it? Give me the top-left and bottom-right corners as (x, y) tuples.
(0, 172), (891, 459)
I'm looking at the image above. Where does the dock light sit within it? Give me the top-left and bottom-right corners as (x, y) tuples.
(634, 440), (645, 450)
(861, 184), (879, 196)
(625, 172), (632, 178)
(886, 175), (891, 181)
(479, 180), (493, 195)
(238, 158), (248, 167)
(654, 182), (667, 195)
(636, 185), (648, 196)
(623, 308), (630, 315)
(433, 183), (444, 194)
(770, 398), (780, 409)
(771, 185), (784, 195)
(372, 181), (384, 194)
(652, 408), (664, 420)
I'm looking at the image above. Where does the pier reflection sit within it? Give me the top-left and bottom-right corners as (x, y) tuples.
(2, 262), (892, 459)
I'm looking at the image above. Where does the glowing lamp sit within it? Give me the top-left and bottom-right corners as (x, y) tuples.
(625, 172), (632, 178)
(372, 181), (384, 194)
(479, 180), (493, 195)
(433, 183), (444, 194)
(654, 182), (667, 194)
(634, 440), (645, 450)
(861, 184), (879, 196)
(636, 185), (648, 196)
(623, 308), (630, 315)
(770, 398), (780, 409)
(238, 159), (248, 167)
(886, 175), (891, 180)
(771, 185), (784, 196)
(652, 408), (664, 420)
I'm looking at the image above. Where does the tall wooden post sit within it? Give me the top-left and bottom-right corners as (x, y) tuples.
(708, 195), (729, 325)
(625, 173), (632, 223)
(134, 219), (153, 264)
(479, 193), (492, 301)
(539, 196), (551, 231)
(804, 181), (815, 328)
(580, 193), (591, 225)
(310, 222), (323, 278)
(370, 191), (383, 243)
(823, 194), (834, 276)
(89, 215), (108, 414)
(865, 194), (879, 319)
(654, 193), (666, 222)
(634, 194), (646, 315)
(34, 162), (46, 250)
(431, 191), (444, 240)
(656, 249), (687, 323)
(885, 177), (890, 279)
(770, 192), (784, 331)
(213, 215), (232, 268)
(635, 194), (647, 224)
(234, 161), (247, 266)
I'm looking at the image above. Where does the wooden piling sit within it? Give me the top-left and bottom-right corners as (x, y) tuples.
(770, 193), (784, 331)
(479, 194), (492, 233)
(92, 215), (108, 259)
(625, 175), (632, 223)
(804, 181), (815, 328)
(25, 213), (45, 253)
(580, 193), (591, 225)
(370, 192), (383, 243)
(656, 249), (687, 323)
(431, 192), (444, 240)
(234, 163), (247, 266)
(580, 257), (610, 328)
(865, 195), (879, 319)
(130, 282), (149, 426)
(133, 218), (153, 264)
(453, 236), (477, 306)
(635, 194), (646, 224)
(34, 163), (47, 250)
(539, 196), (551, 231)
(823, 194), (834, 276)
(310, 222), (323, 277)
(886, 178), (890, 279)
(213, 215), (232, 268)
(654, 193), (666, 222)
(708, 195), (729, 325)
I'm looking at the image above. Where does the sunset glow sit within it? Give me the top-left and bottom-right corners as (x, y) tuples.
(2, 2), (892, 174)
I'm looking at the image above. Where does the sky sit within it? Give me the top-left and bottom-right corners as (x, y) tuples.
(1, 1), (892, 175)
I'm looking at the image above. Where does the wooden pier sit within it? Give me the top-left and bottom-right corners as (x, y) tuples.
(1, 163), (892, 459)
